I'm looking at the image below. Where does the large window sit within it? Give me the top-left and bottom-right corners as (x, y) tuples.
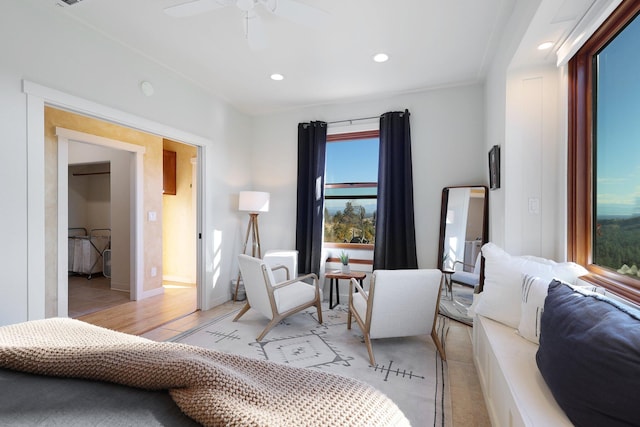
(324, 130), (379, 248)
(569, 1), (640, 303)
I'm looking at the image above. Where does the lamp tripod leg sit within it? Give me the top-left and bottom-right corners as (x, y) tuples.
(234, 218), (253, 302)
(252, 214), (261, 258)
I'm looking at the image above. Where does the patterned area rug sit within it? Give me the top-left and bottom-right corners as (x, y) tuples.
(171, 303), (452, 427)
(439, 284), (474, 326)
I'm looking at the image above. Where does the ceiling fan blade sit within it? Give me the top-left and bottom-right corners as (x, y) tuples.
(268, 0), (329, 28)
(164, 0), (235, 18)
(246, 12), (268, 50)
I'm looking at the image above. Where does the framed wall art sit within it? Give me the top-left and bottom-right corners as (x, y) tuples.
(489, 145), (500, 190)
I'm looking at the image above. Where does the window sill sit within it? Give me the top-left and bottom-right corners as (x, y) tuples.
(324, 242), (373, 250)
(579, 269), (640, 305)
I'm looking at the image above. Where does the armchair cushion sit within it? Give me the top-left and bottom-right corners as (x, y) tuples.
(351, 290), (368, 325)
(347, 269), (445, 365)
(274, 281), (317, 313)
(236, 254), (323, 340)
(369, 270), (440, 339)
(450, 270), (478, 287)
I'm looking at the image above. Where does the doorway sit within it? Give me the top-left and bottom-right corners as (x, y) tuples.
(67, 160), (126, 317)
(161, 139), (198, 290)
(24, 80), (209, 323)
(51, 110), (199, 326)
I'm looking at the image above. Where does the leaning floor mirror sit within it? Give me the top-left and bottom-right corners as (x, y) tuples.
(437, 186), (488, 293)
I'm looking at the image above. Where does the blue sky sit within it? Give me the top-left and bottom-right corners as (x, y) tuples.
(325, 137), (379, 183)
(325, 137), (379, 216)
(596, 13), (640, 218)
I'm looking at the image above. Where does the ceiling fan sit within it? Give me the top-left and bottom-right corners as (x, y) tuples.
(164, 0), (329, 49)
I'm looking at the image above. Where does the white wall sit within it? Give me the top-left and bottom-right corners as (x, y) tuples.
(484, 0), (541, 252)
(0, 1), (251, 325)
(504, 66), (561, 258)
(484, 0), (573, 260)
(251, 84), (487, 272)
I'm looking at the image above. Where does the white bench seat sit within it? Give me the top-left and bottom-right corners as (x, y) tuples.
(473, 315), (572, 427)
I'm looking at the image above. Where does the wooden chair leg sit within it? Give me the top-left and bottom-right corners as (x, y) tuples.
(364, 333), (375, 366)
(315, 299), (323, 324)
(431, 329), (447, 361)
(256, 316), (282, 341)
(233, 302), (251, 321)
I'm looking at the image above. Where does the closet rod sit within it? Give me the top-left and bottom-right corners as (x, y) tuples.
(327, 115), (379, 126)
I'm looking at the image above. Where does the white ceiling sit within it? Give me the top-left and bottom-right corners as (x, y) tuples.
(40, 0), (520, 115)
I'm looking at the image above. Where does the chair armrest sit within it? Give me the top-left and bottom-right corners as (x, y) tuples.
(272, 273), (319, 290)
(453, 260), (475, 270)
(270, 264), (290, 280)
(349, 278), (368, 301)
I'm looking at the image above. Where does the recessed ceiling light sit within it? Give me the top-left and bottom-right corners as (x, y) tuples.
(373, 53), (389, 63)
(537, 41), (554, 50)
(270, 73), (284, 81)
(140, 81), (154, 96)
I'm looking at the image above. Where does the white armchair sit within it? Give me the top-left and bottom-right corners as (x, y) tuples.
(236, 254), (322, 340)
(347, 269), (446, 365)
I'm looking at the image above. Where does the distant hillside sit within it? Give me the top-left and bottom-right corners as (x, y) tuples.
(595, 215), (640, 274)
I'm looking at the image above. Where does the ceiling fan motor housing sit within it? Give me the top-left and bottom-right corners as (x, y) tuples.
(236, 0), (256, 12)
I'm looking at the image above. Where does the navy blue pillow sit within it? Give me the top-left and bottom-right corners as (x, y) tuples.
(536, 280), (640, 427)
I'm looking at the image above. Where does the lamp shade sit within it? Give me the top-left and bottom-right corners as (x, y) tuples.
(239, 191), (270, 213)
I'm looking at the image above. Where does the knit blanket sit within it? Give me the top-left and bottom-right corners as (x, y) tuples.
(0, 318), (409, 426)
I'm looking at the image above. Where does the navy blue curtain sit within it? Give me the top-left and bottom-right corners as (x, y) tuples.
(373, 110), (418, 270)
(296, 121), (327, 275)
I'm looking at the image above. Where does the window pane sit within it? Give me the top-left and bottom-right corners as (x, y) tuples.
(594, 12), (640, 277)
(324, 134), (379, 246)
(324, 199), (376, 244)
(325, 186), (377, 197)
(325, 138), (378, 183)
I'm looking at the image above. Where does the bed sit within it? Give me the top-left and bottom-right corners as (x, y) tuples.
(0, 318), (408, 426)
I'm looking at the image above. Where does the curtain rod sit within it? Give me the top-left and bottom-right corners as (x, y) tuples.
(327, 115), (379, 125)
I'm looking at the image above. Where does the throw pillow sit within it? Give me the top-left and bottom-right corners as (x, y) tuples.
(474, 243), (553, 328)
(550, 262), (589, 284)
(517, 274), (549, 344)
(536, 280), (640, 427)
(473, 243), (589, 328)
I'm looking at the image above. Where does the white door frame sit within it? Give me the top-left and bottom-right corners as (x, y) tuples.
(24, 80), (209, 319)
(57, 127), (145, 315)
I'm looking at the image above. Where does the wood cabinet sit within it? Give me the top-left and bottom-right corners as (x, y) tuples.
(163, 149), (176, 195)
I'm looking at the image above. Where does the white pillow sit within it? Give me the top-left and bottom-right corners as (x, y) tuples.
(518, 274), (550, 344)
(551, 262), (589, 285)
(473, 243), (590, 328)
(474, 243), (553, 328)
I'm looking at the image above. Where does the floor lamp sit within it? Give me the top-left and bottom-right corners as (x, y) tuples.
(234, 191), (270, 301)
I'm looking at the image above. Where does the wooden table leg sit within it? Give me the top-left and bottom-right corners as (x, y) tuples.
(330, 278), (343, 309)
(329, 278), (335, 309)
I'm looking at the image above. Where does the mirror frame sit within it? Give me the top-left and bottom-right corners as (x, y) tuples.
(437, 185), (489, 292)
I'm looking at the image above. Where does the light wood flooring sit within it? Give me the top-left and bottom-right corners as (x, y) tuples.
(73, 283), (490, 426)
(69, 275), (197, 335)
